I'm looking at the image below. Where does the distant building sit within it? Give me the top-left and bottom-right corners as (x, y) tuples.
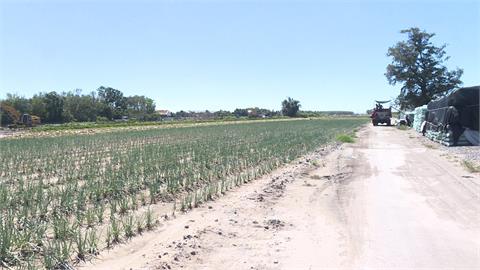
(155, 110), (173, 117)
(247, 108), (268, 118)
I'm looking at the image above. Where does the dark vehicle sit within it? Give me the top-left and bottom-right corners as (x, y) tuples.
(370, 100), (392, 126)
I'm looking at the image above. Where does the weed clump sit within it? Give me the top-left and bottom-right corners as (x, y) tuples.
(336, 134), (355, 143)
(462, 160), (480, 173)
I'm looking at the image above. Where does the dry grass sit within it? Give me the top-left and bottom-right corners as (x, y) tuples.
(462, 160), (480, 173)
(423, 143), (438, 149)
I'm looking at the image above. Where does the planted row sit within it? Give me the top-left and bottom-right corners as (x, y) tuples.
(0, 118), (366, 268)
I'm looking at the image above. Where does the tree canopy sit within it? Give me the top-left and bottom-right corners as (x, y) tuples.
(2, 89), (312, 126)
(281, 97), (301, 117)
(385, 27), (463, 109)
(0, 87), (158, 125)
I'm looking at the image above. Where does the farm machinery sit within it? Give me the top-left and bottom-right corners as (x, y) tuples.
(0, 102), (41, 128)
(370, 100), (392, 126)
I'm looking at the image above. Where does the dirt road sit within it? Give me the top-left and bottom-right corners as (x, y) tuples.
(83, 125), (480, 270)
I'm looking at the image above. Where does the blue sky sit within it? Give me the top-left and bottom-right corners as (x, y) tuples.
(0, 0), (478, 113)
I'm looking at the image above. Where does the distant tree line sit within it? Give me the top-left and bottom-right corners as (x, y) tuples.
(173, 98), (302, 119)
(171, 107), (280, 120)
(2, 91), (324, 126)
(1, 86), (156, 125)
(301, 111), (354, 117)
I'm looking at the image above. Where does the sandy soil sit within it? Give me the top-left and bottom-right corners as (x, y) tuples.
(0, 128), (16, 138)
(0, 118), (308, 140)
(81, 125), (480, 270)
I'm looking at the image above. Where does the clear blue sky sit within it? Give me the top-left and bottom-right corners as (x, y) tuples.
(0, 0), (478, 113)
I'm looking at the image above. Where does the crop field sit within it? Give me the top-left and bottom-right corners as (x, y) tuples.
(0, 118), (366, 269)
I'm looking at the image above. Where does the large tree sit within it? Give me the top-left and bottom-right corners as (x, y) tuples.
(63, 90), (98, 122)
(3, 93), (31, 114)
(97, 86), (126, 119)
(44, 91), (64, 123)
(125, 95), (156, 120)
(281, 97), (301, 117)
(385, 27), (463, 109)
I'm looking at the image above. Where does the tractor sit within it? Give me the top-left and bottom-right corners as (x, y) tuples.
(370, 100), (392, 126)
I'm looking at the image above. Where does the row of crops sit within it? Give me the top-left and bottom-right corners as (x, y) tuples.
(0, 118), (366, 269)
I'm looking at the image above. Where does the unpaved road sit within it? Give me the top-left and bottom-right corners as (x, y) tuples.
(83, 125), (480, 270)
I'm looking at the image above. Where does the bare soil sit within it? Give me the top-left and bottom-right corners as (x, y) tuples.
(81, 125), (480, 270)
(0, 128), (16, 138)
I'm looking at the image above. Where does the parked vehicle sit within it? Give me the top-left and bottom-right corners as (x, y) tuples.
(370, 100), (392, 126)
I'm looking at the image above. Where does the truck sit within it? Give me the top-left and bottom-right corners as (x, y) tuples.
(370, 100), (392, 126)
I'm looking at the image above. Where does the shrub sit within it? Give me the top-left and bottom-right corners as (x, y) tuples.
(336, 134), (355, 143)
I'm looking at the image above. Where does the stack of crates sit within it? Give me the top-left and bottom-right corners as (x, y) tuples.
(413, 105), (428, 133)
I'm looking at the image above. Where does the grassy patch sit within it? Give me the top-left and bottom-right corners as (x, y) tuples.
(462, 160), (480, 173)
(422, 143), (438, 149)
(311, 160), (321, 167)
(336, 134), (355, 143)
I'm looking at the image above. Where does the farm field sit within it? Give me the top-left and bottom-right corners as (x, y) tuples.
(0, 118), (366, 269)
(85, 125), (478, 270)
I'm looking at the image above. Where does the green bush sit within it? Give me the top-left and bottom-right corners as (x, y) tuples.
(95, 117), (110, 123)
(336, 134), (355, 143)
